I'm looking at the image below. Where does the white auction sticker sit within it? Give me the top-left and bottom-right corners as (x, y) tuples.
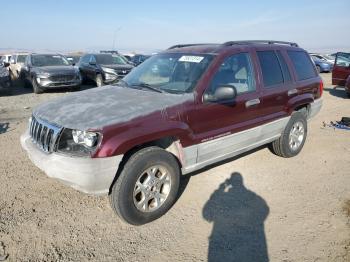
(179, 56), (204, 63)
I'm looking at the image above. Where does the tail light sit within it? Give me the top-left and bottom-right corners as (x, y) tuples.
(319, 80), (323, 97)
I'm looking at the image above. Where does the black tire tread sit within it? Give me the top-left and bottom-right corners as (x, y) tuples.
(109, 146), (180, 225)
(270, 112), (307, 158)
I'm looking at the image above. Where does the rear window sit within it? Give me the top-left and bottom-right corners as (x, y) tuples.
(287, 51), (317, 80)
(257, 51), (283, 87)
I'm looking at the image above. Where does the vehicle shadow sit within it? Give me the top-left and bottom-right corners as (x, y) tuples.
(324, 86), (349, 99)
(203, 172), (269, 262)
(0, 122), (9, 134)
(177, 145), (267, 205)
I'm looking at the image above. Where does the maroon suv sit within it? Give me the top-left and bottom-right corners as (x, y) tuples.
(21, 40), (323, 225)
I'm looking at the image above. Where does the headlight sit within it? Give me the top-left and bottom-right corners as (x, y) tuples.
(101, 67), (117, 74)
(72, 130), (98, 147)
(57, 128), (101, 157)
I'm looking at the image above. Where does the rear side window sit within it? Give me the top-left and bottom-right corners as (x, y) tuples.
(276, 51), (291, 83)
(257, 51), (283, 87)
(287, 51), (317, 80)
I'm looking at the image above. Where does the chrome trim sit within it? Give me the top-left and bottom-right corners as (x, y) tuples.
(245, 98), (260, 108)
(288, 89), (298, 96)
(29, 115), (62, 153)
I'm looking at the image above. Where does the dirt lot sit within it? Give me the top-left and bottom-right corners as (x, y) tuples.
(0, 74), (349, 261)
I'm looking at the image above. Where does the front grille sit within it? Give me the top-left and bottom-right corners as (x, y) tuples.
(29, 116), (62, 153)
(49, 74), (76, 82)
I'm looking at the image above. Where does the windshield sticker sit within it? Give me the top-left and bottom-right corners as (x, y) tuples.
(179, 56), (204, 63)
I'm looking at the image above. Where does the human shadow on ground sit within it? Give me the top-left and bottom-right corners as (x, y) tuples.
(203, 172), (269, 262)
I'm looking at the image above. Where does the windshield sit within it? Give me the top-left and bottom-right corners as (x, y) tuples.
(17, 55), (27, 63)
(112, 55), (127, 65)
(32, 55), (69, 67)
(95, 54), (115, 65)
(121, 53), (214, 94)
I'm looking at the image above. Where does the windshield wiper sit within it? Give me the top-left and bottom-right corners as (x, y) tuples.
(131, 82), (164, 93)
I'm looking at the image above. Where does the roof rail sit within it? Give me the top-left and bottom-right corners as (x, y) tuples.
(167, 43), (214, 50)
(223, 40), (299, 47)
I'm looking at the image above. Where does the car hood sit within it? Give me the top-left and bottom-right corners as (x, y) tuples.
(33, 85), (193, 130)
(33, 66), (77, 75)
(100, 64), (134, 70)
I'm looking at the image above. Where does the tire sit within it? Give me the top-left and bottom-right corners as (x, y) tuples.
(316, 66), (321, 73)
(31, 77), (43, 94)
(109, 147), (180, 225)
(95, 74), (103, 87)
(270, 112), (307, 158)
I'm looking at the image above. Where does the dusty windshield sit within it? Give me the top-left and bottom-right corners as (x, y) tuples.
(121, 53), (214, 94)
(32, 55), (69, 67)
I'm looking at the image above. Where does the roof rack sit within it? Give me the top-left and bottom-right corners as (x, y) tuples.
(223, 40), (299, 47)
(167, 43), (214, 50)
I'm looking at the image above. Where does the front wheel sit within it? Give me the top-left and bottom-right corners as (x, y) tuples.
(109, 147), (180, 225)
(270, 112), (307, 158)
(32, 77), (43, 94)
(95, 74), (103, 87)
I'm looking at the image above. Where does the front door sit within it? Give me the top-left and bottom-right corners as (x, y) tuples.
(189, 51), (264, 163)
(332, 52), (350, 86)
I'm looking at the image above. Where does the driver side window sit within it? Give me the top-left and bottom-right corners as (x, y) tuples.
(207, 52), (256, 96)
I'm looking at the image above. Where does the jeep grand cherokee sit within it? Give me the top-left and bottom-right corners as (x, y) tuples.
(21, 40), (323, 225)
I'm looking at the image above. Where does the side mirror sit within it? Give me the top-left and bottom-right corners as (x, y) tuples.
(89, 61), (96, 66)
(3, 62), (10, 67)
(204, 85), (237, 103)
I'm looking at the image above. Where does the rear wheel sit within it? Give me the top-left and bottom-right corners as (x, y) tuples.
(109, 147), (180, 225)
(270, 112), (307, 158)
(95, 74), (103, 87)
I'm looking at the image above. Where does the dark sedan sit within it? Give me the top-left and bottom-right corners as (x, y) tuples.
(21, 54), (82, 93)
(78, 53), (134, 87)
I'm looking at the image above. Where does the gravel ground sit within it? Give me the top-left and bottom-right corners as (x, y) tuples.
(0, 74), (349, 261)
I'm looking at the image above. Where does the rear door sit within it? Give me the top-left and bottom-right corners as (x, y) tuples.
(332, 52), (350, 86)
(254, 49), (293, 121)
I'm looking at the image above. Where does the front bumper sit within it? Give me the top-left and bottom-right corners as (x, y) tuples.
(37, 77), (81, 89)
(308, 98), (322, 119)
(21, 131), (123, 195)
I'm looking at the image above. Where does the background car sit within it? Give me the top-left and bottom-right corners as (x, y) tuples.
(131, 54), (150, 66)
(0, 62), (12, 94)
(21, 53), (81, 93)
(310, 55), (333, 73)
(9, 53), (28, 80)
(78, 53), (134, 87)
(0, 54), (12, 64)
(309, 53), (335, 64)
(332, 52), (350, 97)
(66, 55), (81, 66)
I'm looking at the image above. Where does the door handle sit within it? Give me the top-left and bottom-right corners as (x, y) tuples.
(288, 89), (298, 96)
(245, 98), (260, 108)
